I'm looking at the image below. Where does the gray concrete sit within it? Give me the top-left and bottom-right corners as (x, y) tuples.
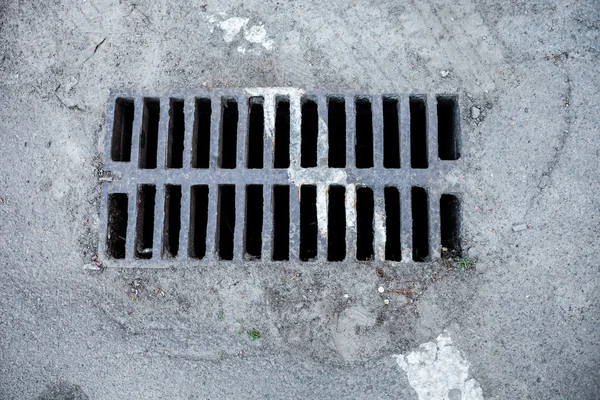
(0, 0), (599, 398)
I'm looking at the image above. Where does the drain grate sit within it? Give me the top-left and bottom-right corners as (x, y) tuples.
(99, 89), (463, 267)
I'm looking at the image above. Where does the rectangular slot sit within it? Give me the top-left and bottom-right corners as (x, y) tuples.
(356, 187), (374, 260)
(216, 185), (236, 260)
(245, 185), (263, 259)
(301, 98), (318, 168)
(328, 98), (346, 167)
(106, 193), (128, 259)
(192, 98), (212, 168)
(410, 97), (428, 169)
(162, 185), (181, 258)
(437, 96), (461, 160)
(139, 98), (160, 169)
(440, 194), (462, 256)
(411, 187), (429, 261)
(220, 99), (238, 169)
(327, 185), (346, 261)
(247, 98), (264, 169)
(355, 98), (374, 168)
(272, 185), (290, 261)
(189, 185), (209, 259)
(274, 98), (290, 168)
(383, 97), (400, 168)
(384, 187), (401, 261)
(135, 185), (156, 259)
(166, 99), (185, 168)
(111, 98), (134, 162)
(300, 185), (317, 261)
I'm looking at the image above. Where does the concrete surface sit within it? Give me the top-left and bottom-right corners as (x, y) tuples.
(0, 0), (599, 399)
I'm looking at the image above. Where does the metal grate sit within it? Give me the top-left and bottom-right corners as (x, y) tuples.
(99, 89), (463, 267)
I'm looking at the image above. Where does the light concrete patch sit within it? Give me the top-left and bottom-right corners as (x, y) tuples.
(394, 331), (484, 400)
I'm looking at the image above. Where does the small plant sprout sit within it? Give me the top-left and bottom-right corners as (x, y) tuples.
(247, 328), (261, 341)
(217, 311), (224, 320)
(455, 257), (477, 270)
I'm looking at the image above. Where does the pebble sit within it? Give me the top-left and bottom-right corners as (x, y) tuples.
(471, 106), (481, 119)
(378, 286), (385, 293)
(383, 299), (390, 305)
(440, 70), (450, 78)
(343, 294), (349, 298)
(512, 224), (528, 232)
(467, 246), (478, 258)
(83, 263), (102, 271)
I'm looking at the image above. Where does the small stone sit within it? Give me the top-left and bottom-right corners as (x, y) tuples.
(378, 286), (385, 293)
(467, 247), (478, 258)
(471, 106), (481, 119)
(343, 294), (349, 298)
(83, 263), (101, 271)
(383, 299), (390, 305)
(512, 224), (527, 232)
(440, 70), (450, 78)
(99, 176), (113, 182)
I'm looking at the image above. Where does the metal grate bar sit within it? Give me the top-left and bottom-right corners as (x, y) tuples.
(261, 184), (273, 260)
(178, 184), (191, 261)
(373, 185), (387, 261)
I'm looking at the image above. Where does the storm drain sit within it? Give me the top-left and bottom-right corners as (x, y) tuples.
(100, 89), (463, 266)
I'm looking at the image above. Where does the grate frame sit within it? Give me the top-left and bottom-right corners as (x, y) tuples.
(99, 88), (464, 268)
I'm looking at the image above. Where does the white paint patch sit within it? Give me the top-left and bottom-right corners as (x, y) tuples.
(218, 17), (248, 42)
(243, 24), (274, 50)
(204, 14), (275, 52)
(394, 331), (483, 400)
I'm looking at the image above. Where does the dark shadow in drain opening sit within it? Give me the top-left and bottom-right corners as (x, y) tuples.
(274, 99), (290, 168)
(272, 185), (290, 260)
(301, 99), (318, 168)
(247, 98), (264, 169)
(245, 185), (263, 258)
(217, 185), (236, 260)
(410, 97), (428, 169)
(441, 194), (462, 256)
(139, 98), (160, 169)
(300, 185), (318, 261)
(355, 98), (374, 168)
(135, 185), (156, 259)
(412, 186), (429, 261)
(356, 186), (374, 260)
(167, 99), (185, 168)
(107, 193), (128, 259)
(189, 185), (209, 259)
(220, 99), (238, 169)
(383, 97), (400, 168)
(192, 98), (212, 168)
(328, 185), (346, 261)
(162, 185), (181, 258)
(437, 96), (461, 161)
(385, 187), (401, 261)
(111, 98), (134, 162)
(328, 98), (346, 168)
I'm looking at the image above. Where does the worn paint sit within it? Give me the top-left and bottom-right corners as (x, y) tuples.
(394, 331), (484, 400)
(218, 17), (248, 42)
